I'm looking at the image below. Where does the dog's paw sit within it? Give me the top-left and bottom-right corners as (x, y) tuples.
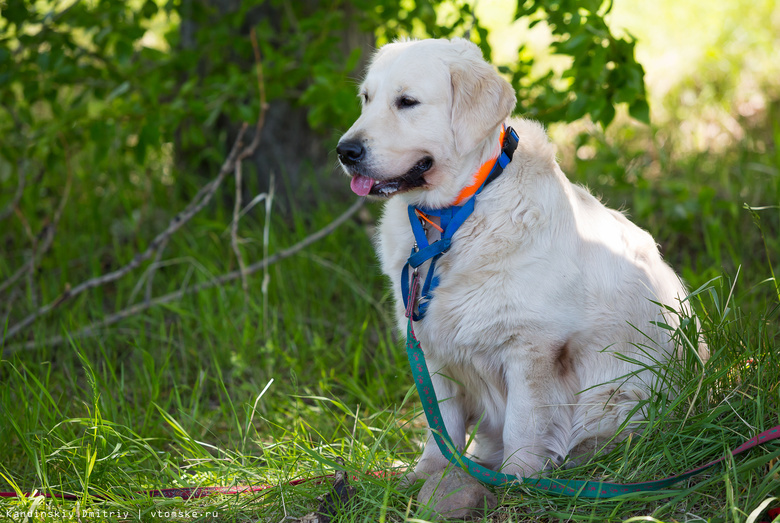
(398, 471), (428, 488)
(399, 457), (449, 488)
(417, 467), (497, 520)
(538, 453), (565, 475)
(500, 452), (549, 480)
(399, 468), (443, 489)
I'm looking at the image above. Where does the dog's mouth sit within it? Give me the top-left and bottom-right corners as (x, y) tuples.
(349, 157), (433, 197)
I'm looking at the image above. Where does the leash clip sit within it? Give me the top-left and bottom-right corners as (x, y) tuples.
(405, 240), (420, 319)
(412, 241), (419, 276)
(404, 271), (420, 318)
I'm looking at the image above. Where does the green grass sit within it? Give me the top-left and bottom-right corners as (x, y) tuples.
(1, 106), (779, 521)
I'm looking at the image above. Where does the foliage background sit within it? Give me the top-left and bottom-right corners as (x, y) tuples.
(0, 0), (779, 521)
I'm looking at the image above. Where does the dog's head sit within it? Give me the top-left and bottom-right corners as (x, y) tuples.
(337, 38), (516, 207)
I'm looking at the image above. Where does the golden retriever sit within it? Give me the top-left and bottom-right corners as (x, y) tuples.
(337, 38), (707, 484)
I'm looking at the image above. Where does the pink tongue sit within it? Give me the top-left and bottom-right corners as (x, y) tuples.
(350, 175), (375, 196)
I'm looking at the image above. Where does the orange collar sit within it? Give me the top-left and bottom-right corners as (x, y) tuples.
(451, 125), (506, 206)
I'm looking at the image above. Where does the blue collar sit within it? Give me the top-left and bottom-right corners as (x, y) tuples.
(402, 126), (519, 321)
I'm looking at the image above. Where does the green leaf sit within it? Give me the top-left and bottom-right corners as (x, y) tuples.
(629, 98), (650, 124)
(3, 1), (30, 27)
(566, 92), (590, 121)
(115, 38), (133, 66)
(141, 0), (158, 18)
(555, 32), (590, 54)
(597, 101), (616, 127)
(107, 81), (131, 102)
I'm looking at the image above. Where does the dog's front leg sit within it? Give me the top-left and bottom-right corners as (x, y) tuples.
(500, 354), (572, 478)
(401, 363), (465, 487)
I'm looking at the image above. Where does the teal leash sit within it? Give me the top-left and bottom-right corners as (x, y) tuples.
(404, 281), (780, 498)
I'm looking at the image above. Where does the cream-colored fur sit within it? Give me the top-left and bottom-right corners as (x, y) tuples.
(338, 38), (707, 482)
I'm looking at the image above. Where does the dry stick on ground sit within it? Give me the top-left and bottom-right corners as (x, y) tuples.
(3, 112), (266, 342)
(2, 197), (366, 354)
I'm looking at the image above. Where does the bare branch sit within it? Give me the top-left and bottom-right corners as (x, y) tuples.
(3, 197), (365, 354)
(231, 158), (249, 303)
(1, 27), (276, 345)
(262, 174), (275, 334)
(2, 118), (263, 342)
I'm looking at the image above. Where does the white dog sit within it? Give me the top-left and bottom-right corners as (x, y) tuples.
(337, 38), (706, 484)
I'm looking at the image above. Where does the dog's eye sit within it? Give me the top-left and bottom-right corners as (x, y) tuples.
(396, 96), (420, 109)
(360, 92), (369, 104)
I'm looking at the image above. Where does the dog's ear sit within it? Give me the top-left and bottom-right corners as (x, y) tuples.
(448, 39), (516, 154)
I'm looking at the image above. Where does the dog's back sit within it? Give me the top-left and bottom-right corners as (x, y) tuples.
(378, 118), (703, 467)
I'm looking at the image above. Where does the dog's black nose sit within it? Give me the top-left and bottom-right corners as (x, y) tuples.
(336, 140), (365, 165)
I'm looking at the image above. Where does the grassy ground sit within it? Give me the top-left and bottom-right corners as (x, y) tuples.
(1, 100), (779, 522)
(2, 38), (780, 523)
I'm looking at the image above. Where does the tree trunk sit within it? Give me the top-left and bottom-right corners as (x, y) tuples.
(178, 0), (374, 208)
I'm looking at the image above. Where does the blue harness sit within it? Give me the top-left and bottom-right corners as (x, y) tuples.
(402, 126), (519, 321)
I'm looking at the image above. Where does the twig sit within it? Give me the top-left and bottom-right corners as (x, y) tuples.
(13, 206), (35, 243)
(231, 158), (249, 304)
(3, 35), (269, 344)
(463, 0), (479, 41)
(128, 253), (188, 305)
(3, 118), (261, 342)
(221, 192), (268, 235)
(262, 174), (275, 334)
(2, 198), (365, 354)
